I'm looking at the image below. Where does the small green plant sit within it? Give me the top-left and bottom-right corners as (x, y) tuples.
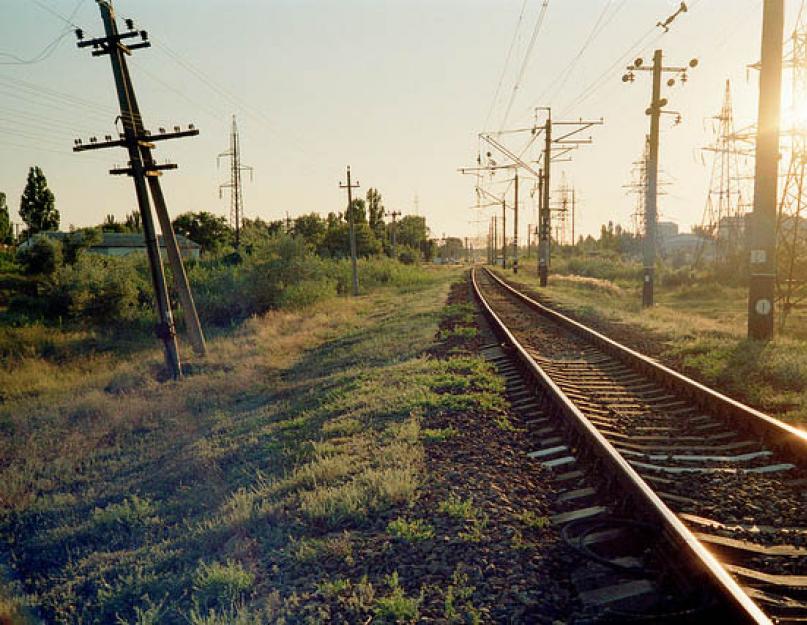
(440, 326), (478, 340)
(192, 561), (255, 611)
(316, 578), (352, 598)
(457, 513), (488, 543)
(439, 494), (475, 521)
(373, 572), (421, 624)
(91, 495), (156, 532)
(444, 569), (480, 624)
(421, 426), (457, 442)
(494, 414), (517, 432)
(518, 510), (550, 530)
(387, 517), (435, 542)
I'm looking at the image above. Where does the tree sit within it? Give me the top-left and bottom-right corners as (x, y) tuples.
(438, 237), (464, 261)
(366, 188), (386, 241)
(0, 192), (12, 244)
(101, 214), (126, 233)
(172, 211), (233, 255)
(397, 215), (429, 251)
(124, 210), (143, 233)
(19, 166), (58, 235)
(293, 212), (326, 249)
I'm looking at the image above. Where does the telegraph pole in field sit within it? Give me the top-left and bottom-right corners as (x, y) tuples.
(340, 166), (360, 296)
(390, 210), (401, 259)
(218, 116), (254, 249)
(74, 1), (208, 376)
(624, 51), (698, 307)
(748, 0), (785, 340)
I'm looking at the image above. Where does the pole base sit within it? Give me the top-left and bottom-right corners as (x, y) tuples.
(642, 267), (654, 308)
(539, 264), (548, 287)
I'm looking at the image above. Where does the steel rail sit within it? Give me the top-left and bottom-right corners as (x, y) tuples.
(483, 268), (807, 462)
(471, 266), (772, 625)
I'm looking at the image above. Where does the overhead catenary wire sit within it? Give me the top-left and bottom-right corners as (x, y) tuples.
(482, 0), (530, 131)
(535, 0), (626, 109)
(499, 0), (550, 131)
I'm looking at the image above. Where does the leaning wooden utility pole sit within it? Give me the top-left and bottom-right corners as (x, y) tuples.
(339, 166), (360, 296)
(748, 0), (785, 340)
(74, 0), (208, 376)
(624, 51), (698, 307)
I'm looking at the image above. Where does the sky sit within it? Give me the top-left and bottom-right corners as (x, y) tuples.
(0, 0), (805, 245)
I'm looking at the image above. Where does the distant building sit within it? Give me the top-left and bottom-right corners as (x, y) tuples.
(18, 231), (201, 260)
(657, 221), (679, 242)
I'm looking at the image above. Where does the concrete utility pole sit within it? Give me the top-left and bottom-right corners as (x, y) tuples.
(748, 0), (785, 340)
(513, 171), (519, 273)
(539, 112), (552, 286)
(624, 50), (698, 307)
(74, 1), (207, 376)
(339, 166), (360, 296)
(493, 216), (498, 265)
(501, 198), (507, 268)
(389, 210), (401, 259)
(572, 188), (576, 245)
(218, 116), (254, 249)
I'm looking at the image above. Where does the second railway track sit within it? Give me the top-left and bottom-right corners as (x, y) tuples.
(472, 267), (807, 624)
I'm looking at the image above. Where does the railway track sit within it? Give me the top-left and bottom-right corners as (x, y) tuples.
(472, 267), (807, 624)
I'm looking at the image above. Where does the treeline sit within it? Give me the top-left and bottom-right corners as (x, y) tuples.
(0, 185), (441, 334)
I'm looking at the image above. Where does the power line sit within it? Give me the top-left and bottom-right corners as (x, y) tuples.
(536, 0), (625, 107)
(499, 1), (550, 130)
(482, 0), (530, 130)
(0, 0), (86, 65)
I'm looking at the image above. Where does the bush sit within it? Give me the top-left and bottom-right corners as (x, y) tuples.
(397, 246), (418, 265)
(46, 255), (148, 324)
(16, 237), (61, 275)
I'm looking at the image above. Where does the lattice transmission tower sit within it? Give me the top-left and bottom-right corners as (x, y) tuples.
(777, 17), (807, 330)
(218, 115), (253, 248)
(696, 80), (747, 267)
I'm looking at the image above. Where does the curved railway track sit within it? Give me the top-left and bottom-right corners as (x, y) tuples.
(472, 267), (807, 624)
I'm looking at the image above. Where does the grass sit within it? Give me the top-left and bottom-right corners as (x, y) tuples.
(386, 517), (435, 542)
(494, 264), (807, 427)
(0, 265), (515, 623)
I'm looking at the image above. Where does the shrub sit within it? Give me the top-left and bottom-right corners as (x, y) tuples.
(16, 237), (61, 275)
(192, 561), (255, 611)
(397, 246), (418, 265)
(387, 517), (435, 542)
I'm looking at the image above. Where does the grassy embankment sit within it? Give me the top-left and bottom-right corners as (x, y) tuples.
(0, 265), (523, 624)
(493, 257), (807, 427)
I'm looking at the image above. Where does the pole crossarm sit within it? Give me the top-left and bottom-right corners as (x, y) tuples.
(74, 128), (199, 152)
(479, 133), (543, 178)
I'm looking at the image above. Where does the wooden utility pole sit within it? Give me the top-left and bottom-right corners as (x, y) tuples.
(624, 51), (698, 307)
(513, 171), (519, 273)
(74, 1), (208, 376)
(572, 188), (576, 245)
(339, 166), (360, 296)
(390, 210), (401, 259)
(748, 0), (785, 340)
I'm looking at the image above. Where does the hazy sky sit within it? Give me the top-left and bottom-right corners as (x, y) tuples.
(0, 0), (804, 244)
